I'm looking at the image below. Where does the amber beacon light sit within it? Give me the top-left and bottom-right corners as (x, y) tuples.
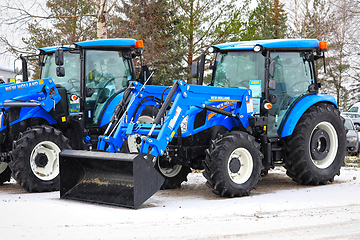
(319, 41), (327, 50)
(136, 40), (144, 50)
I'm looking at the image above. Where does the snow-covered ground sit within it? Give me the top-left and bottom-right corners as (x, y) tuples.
(1, 167), (360, 240)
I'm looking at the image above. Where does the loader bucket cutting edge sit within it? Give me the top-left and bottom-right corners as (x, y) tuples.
(59, 150), (164, 209)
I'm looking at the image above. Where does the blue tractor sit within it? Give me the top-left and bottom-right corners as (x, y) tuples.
(0, 38), (149, 192)
(59, 39), (346, 209)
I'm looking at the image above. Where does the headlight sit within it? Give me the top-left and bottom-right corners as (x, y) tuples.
(180, 115), (189, 133)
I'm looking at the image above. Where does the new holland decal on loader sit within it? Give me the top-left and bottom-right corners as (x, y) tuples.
(59, 39), (346, 209)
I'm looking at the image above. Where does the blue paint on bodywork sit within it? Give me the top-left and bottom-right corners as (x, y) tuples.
(74, 39), (136, 48)
(99, 91), (125, 127)
(98, 81), (253, 157)
(39, 46), (69, 53)
(280, 94), (338, 138)
(0, 78), (60, 131)
(214, 39), (320, 51)
(39, 39), (137, 53)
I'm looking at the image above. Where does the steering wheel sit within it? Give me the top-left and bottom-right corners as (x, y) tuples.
(68, 78), (80, 91)
(94, 79), (115, 107)
(233, 80), (249, 88)
(287, 80), (310, 93)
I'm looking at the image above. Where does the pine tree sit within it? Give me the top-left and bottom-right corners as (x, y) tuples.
(113, 0), (186, 85)
(23, 0), (97, 52)
(268, 0), (287, 39)
(168, 0), (250, 80)
(242, 0), (287, 40)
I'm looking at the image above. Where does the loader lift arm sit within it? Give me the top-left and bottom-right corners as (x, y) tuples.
(0, 78), (60, 111)
(60, 80), (253, 208)
(97, 80), (253, 158)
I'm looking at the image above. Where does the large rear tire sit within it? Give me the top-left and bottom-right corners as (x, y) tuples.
(284, 103), (346, 185)
(9, 126), (71, 192)
(0, 163), (11, 184)
(203, 131), (263, 197)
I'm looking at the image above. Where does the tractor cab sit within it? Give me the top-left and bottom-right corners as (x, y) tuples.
(39, 39), (144, 127)
(205, 39), (327, 137)
(34, 39), (148, 148)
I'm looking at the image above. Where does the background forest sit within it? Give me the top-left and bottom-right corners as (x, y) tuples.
(0, 0), (359, 111)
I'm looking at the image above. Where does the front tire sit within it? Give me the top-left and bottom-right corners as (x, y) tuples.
(0, 163), (11, 184)
(155, 158), (191, 189)
(203, 131), (263, 197)
(9, 126), (71, 192)
(126, 105), (191, 189)
(284, 103), (346, 185)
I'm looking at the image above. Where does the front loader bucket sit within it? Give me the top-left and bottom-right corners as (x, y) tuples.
(59, 150), (164, 209)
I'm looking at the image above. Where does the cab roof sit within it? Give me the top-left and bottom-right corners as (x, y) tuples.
(73, 38), (136, 48)
(213, 39), (320, 51)
(39, 38), (137, 53)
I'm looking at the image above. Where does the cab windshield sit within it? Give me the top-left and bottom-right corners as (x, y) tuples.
(41, 50), (133, 123)
(41, 51), (81, 94)
(213, 51), (265, 90)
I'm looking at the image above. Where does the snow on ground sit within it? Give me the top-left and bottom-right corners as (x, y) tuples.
(1, 167), (360, 240)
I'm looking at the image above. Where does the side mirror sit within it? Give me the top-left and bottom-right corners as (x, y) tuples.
(191, 61), (199, 79)
(138, 65), (152, 84)
(14, 58), (23, 75)
(269, 79), (277, 91)
(268, 60), (276, 90)
(56, 66), (65, 77)
(55, 48), (64, 66)
(356, 126), (360, 132)
(269, 60), (276, 79)
(191, 50), (205, 85)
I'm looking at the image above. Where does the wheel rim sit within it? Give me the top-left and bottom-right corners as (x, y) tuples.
(227, 147), (253, 184)
(0, 162), (8, 174)
(309, 121), (338, 169)
(157, 160), (182, 177)
(133, 115), (182, 178)
(127, 115), (154, 153)
(30, 141), (61, 181)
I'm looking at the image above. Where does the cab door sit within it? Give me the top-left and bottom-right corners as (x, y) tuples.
(267, 52), (313, 137)
(84, 50), (134, 127)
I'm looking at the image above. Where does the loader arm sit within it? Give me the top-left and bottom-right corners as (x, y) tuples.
(98, 80), (253, 158)
(59, 80), (253, 209)
(0, 78), (61, 134)
(0, 78), (61, 112)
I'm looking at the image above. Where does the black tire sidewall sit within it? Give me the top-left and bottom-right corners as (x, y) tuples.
(155, 161), (191, 189)
(285, 103), (346, 184)
(204, 131), (263, 197)
(10, 126), (71, 192)
(0, 165), (11, 184)
(301, 106), (345, 176)
(221, 134), (261, 191)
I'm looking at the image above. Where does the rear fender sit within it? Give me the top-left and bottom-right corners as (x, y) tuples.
(279, 94), (338, 138)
